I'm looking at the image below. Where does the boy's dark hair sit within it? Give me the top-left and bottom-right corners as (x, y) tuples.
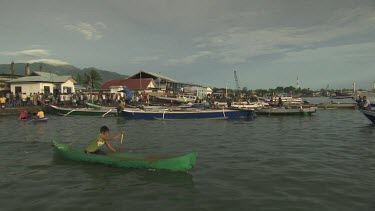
(100, 126), (109, 134)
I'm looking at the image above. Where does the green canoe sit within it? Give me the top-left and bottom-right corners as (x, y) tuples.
(52, 141), (197, 172)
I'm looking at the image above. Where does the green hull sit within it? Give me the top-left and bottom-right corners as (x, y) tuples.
(85, 102), (103, 109)
(52, 141), (197, 172)
(50, 105), (117, 117)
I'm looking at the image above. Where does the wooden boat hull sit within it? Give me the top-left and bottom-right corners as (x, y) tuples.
(121, 109), (256, 120)
(52, 141), (197, 172)
(50, 105), (117, 117)
(255, 107), (317, 116)
(317, 103), (356, 109)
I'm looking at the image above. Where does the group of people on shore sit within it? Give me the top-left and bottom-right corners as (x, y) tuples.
(0, 92), (129, 108)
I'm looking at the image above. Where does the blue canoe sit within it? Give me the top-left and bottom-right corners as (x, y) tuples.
(29, 117), (48, 122)
(121, 108), (255, 120)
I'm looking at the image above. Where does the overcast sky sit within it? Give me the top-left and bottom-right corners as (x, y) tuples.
(1, 0), (375, 89)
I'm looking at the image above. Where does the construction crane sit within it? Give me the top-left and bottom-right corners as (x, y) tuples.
(234, 70), (240, 90)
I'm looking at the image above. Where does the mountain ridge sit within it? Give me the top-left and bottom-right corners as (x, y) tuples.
(0, 63), (129, 84)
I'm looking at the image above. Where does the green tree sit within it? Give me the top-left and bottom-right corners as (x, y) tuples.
(83, 68), (102, 89)
(74, 73), (85, 85)
(275, 86), (284, 94)
(284, 86), (296, 95)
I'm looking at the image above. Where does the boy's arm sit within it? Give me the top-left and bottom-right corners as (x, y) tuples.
(105, 142), (116, 153)
(101, 132), (124, 141)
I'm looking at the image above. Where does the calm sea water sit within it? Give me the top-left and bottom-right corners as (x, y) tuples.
(1, 98), (375, 211)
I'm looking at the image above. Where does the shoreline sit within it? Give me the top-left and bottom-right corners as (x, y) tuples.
(0, 106), (52, 116)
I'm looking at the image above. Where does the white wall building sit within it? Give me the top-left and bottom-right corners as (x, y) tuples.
(7, 71), (76, 95)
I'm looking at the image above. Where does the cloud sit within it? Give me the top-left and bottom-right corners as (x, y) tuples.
(170, 6), (375, 65)
(64, 22), (104, 40)
(26, 59), (70, 66)
(0, 49), (70, 66)
(276, 42), (375, 64)
(128, 56), (160, 65)
(0, 49), (51, 58)
(166, 51), (212, 66)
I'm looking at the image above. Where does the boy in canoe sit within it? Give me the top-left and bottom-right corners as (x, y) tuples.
(36, 109), (45, 119)
(85, 126), (124, 155)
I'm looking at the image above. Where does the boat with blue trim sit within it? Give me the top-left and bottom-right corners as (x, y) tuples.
(121, 108), (256, 120)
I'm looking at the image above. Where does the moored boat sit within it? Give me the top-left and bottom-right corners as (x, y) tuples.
(264, 96), (305, 106)
(155, 95), (196, 103)
(255, 106), (317, 116)
(50, 105), (117, 117)
(52, 141), (197, 172)
(358, 109), (375, 124)
(121, 108), (256, 120)
(317, 102), (356, 109)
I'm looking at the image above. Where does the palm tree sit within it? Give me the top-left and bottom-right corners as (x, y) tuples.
(83, 68), (102, 89)
(74, 73), (85, 85)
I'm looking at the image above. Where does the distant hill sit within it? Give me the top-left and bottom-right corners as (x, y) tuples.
(0, 63), (129, 84)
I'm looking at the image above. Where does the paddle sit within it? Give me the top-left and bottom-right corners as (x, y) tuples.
(101, 109), (112, 118)
(64, 109), (76, 116)
(119, 133), (124, 153)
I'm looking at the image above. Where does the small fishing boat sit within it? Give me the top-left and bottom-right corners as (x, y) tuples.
(358, 109), (375, 124)
(255, 106), (317, 116)
(50, 105), (117, 117)
(317, 102), (356, 109)
(121, 108), (256, 120)
(264, 96), (305, 106)
(155, 95), (196, 103)
(52, 141), (197, 172)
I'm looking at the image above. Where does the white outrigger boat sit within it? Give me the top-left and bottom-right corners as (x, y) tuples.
(255, 106), (318, 116)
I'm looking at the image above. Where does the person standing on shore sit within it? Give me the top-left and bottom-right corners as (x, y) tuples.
(0, 95), (6, 108)
(5, 92), (10, 106)
(278, 97), (283, 108)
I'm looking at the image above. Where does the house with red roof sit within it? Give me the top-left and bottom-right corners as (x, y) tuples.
(100, 78), (158, 95)
(100, 71), (212, 98)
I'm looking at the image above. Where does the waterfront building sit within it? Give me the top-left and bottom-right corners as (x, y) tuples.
(6, 71), (76, 95)
(100, 78), (159, 95)
(126, 71), (211, 98)
(0, 73), (22, 95)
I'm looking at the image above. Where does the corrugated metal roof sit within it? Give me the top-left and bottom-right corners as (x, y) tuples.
(100, 78), (154, 89)
(129, 71), (178, 83)
(6, 71), (75, 83)
(32, 71), (59, 77)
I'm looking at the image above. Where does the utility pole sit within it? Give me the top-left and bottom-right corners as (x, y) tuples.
(10, 61), (14, 78)
(234, 70), (240, 90)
